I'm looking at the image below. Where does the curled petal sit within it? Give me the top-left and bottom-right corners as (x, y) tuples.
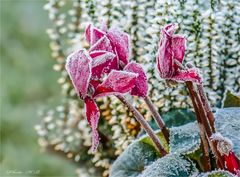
(156, 29), (174, 78)
(65, 49), (92, 99)
(85, 24), (105, 46)
(90, 51), (117, 79)
(224, 152), (240, 174)
(164, 23), (176, 37)
(94, 70), (138, 98)
(107, 28), (130, 65)
(172, 35), (186, 64)
(124, 62), (148, 97)
(84, 97), (100, 152)
(171, 69), (202, 83)
(89, 36), (113, 53)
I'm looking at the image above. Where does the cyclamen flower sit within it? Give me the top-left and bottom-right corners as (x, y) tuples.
(156, 24), (201, 83)
(85, 22), (130, 66)
(85, 23), (148, 97)
(211, 133), (240, 175)
(65, 24), (148, 151)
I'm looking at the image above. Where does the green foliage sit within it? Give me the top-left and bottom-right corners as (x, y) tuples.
(110, 107), (240, 177)
(215, 107), (240, 158)
(162, 109), (196, 127)
(140, 130), (169, 155)
(170, 122), (200, 155)
(222, 90), (240, 108)
(109, 141), (159, 177)
(197, 170), (235, 177)
(140, 154), (198, 177)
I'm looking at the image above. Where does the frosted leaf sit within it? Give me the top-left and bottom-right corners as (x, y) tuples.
(94, 70), (138, 98)
(124, 62), (148, 97)
(140, 154), (198, 177)
(197, 170), (236, 177)
(222, 90), (240, 108)
(172, 35), (186, 64)
(215, 108), (240, 159)
(109, 141), (158, 177)
(170, 122), (201, 155)
(65, 49), (92, 99)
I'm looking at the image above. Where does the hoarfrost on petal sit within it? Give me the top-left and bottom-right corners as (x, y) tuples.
(65, 49), (92, 99)
(124, 62), (148, 97)
(84, 97), (100, 152)
(107, 28), (130, 65)
(89, 36), (113, 53)
(94, 70), (138, 98)
(170, 69), (202, 83)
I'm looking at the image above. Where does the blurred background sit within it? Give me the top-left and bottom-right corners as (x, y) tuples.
(1, 0), (77, 176)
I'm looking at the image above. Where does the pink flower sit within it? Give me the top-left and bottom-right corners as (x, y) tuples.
(66, 49), (145, 151)
(156, 24), (201, 83)
(85, 22), (130, 66)
(85, 22), (148, 97)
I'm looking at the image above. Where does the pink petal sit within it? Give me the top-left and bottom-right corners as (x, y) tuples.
(124, 62), (148, 97)
(172, 35), (186, 64)
(93, 70), (138, 98)
(90, 51), (117, 79)
(107, 28), (130, 65)
(171, 69), (202, 83)
(156, 29), (175, 78)
(164, 23), (176, 37)
(89, 36), (113, 53)
(65, 49), (92, 99)
(85, 24), (105, 46)
(84, 97), (100, 152)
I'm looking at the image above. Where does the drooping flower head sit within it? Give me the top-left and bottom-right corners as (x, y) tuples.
(65, 23), (148, 151)
(156, 24), (201, 83)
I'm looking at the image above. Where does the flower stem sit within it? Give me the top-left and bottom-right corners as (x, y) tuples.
(186, 81), (224, 169)
(116, 95), (167, 156)
(197, 84), (215, 132)
(186, 81), (212, 171)
(143, 96), (170, 144)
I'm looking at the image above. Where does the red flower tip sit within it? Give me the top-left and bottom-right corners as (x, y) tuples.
(211, 133), (240, 174)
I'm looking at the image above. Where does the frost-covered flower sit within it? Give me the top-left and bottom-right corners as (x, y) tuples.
(85, 22), (130, 66)
(85, 22), (148, 97)
(156, 24), (201, 83)
(66, 49), (139, 151)
(211, 133), (240, 175)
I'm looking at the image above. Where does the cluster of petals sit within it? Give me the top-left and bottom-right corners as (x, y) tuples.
(66, 22), (148, 151)
(156, 24), (201, 83)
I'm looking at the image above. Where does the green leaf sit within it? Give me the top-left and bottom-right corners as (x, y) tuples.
(215, 107), (240, 158)
(170, 122), (201, 155)
(222, 90), (240, 108)
(109, 141), (159, 177)
(162, 108), (196, 128)
(140, 154), (198, 177)
(197, 170), (235, 177)
(139, 130), (169, 155)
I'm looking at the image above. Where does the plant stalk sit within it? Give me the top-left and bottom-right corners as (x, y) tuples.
(186, 81), (212, 171)
(197, 84), (215, 132)
(186, 81), (224, 169)
(143, 96), (170, 143)
(117, 95), (167, 156)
